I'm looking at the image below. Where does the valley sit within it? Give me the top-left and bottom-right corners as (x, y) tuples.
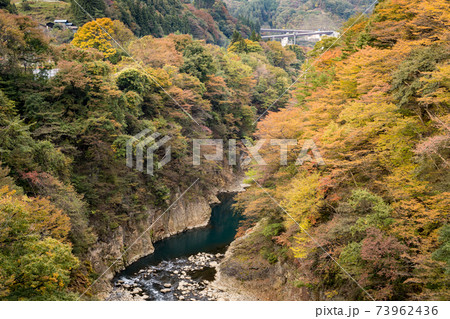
(0, 0), (448, 302)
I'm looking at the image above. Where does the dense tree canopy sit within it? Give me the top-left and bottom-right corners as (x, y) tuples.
(0, 0), (16, 13)
(0, 187), (79, 300)
(70, 0), (106, 24)
(68, 0), (253, 45)
(0, 6), (300, 300)
(224, 0), (375, 30)
(0, 0), (447, 302)
(236, 0), (449, 301)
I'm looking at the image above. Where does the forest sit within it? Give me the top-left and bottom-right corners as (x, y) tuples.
(223, 0), (375, 30)
(0, 0), (449, 302)
(235, 0), (449, 300)
(0, 0), (299, 300)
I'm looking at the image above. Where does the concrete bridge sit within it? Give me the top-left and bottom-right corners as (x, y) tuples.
(260, 28), (339, 45)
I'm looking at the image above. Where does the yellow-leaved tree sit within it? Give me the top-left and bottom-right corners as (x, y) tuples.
(71, 18), (134, 58)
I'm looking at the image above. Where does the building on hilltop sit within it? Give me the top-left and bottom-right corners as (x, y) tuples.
(45, 19), (78, 32)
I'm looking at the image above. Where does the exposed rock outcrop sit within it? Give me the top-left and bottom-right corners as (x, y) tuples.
(210, 219), (312, 301)
(87, 172), (245, 299)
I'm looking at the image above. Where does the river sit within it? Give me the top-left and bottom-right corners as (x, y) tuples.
(110, 193), (242, 301)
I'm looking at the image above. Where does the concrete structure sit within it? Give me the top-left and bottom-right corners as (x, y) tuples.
(48, 19), (78, 31)
(261, 28), (339, 46)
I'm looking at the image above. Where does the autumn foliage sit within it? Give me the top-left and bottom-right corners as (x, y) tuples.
(236, 0), (450, 300)
(0, 4), (300, 300)
(71, 18), (134, 58)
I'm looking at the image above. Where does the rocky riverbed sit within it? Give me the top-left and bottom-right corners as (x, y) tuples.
(105, 190), (256, 301)
(107, 217), (311, 301)
(107, 252), (231, 301)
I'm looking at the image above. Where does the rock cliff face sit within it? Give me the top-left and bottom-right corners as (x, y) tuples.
(87, 174), (245, 298)
(211, 219), (312, 301)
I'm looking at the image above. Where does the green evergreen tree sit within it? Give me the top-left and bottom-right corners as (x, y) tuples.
(236, 38), (248, 53)
(231, 30), (242, 44)
(180, 42), (216, 82)
(0, 0), (17, 13)
(70, 0), (106, 25)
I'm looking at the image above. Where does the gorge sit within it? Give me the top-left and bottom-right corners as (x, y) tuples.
(108, 193), (243, 301)
(0, 0), (448, 302)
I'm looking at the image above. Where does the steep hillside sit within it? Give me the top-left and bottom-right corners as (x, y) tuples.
(11, 0), (256, 45)
(76, 0), (254, 45)
(0, 7), (302, 299)
(1, 0), (448, 302)
(233, 0), (449, 301)
(13, 0), (72, 21)
(224, 0), (375, 30)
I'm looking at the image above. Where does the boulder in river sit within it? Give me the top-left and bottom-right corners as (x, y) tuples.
(131, 288), (142, 294)
(160, 288), (171, 293)
(164, 283), (172, 288)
